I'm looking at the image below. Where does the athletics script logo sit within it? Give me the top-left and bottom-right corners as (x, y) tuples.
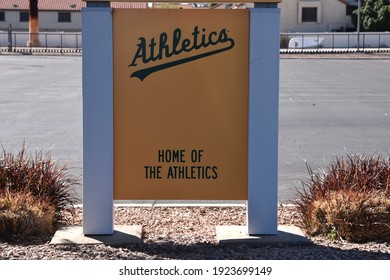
(128, 26), (235, 81)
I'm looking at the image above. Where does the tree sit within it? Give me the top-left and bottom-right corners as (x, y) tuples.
(353, 0), (390, 31)
(27, 0), (40, 46)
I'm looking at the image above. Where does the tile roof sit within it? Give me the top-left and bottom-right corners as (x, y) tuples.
(0, 0), (147, 11)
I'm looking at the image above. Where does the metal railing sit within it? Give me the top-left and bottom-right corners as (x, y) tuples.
(0, 31), (82, 54)
(1, 31), (390, 54)
(281, 32), (390, 53)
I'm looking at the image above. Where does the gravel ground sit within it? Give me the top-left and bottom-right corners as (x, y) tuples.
(1, 205), (389, 260)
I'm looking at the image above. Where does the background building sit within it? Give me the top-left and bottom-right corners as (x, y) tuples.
(0, 0), (147, 32)
(0, 1), (360, 33)
(217, 0), (358, 32)
(279, 0), (358, 32)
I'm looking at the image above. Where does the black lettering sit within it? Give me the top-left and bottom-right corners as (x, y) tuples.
(129, 37), (147, 66)
(199, 166), (204, 178)
(178, 166), (185, 178)
(218, 29), (229, 43)
(173, 150), (185, 162)
(167, 166), (174, 179)
(200, 28), (209, 48)
(191, 165), (197, 178)
(172, 28), (182, 55)
(212, 166), (218, 179)
(149, 37), (157, 62)
(192, 26), (200, 50)
(181, 38), (192, 51)
(129, 26), (235, 80)
(158, 32), (172, 60)
(158, 150), (164, 162)
(158, 149), (185, 163)
(145, 166), (162, 179)
(208, 31), (219, 45)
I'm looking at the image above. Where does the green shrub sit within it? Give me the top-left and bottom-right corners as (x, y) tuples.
(296, 154), (390, 242)
(0, 191), (55, 240)
(0, 145), (79, 234)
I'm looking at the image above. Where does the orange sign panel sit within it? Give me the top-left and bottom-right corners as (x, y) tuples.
(113, 9), (249, 200)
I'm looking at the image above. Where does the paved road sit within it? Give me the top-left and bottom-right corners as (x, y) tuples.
(0, 55), (389, 203)
(279, 58), (390, 202)
(0, 55), (83, 198)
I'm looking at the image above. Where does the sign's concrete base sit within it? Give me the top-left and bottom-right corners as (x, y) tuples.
(216, 225), (310, 245)
(50, 225), (142, 245)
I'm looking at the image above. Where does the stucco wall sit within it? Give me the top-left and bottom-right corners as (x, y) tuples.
(280, 0), (354, 32)
(0, 11), (82, 31)
(39, 11), (82, 31)
(0, 11), (29, 30)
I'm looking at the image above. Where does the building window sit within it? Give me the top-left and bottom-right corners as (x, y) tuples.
(346, 5), (356, 16)
(302, 7), (317, 22)
(58, 12), (71, 23)
(298, 1), (321, 24)
(0, 11), (5, 22)
(20, 11), (29, 22)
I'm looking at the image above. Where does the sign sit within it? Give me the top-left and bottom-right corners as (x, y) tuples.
(83, 4), (280, 235)
(113, 9), (249, 200)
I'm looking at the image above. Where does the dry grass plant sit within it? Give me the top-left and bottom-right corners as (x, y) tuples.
(0, 144), (79, 240)
(0, 191), (55, 240)
(296, 154), (390, 242)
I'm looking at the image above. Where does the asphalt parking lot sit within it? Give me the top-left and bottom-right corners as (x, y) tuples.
(0, 54), (389, 203)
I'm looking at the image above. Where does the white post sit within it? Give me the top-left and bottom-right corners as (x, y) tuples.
(247, 5), (280, 235)
(357, 0), (361, 51)
(82, 2), (114, 235)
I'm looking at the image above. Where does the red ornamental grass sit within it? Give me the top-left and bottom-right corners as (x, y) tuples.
(0, 145), (79, 226)
(0, 191), (56, 240)
(296, 154), (390, 242)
